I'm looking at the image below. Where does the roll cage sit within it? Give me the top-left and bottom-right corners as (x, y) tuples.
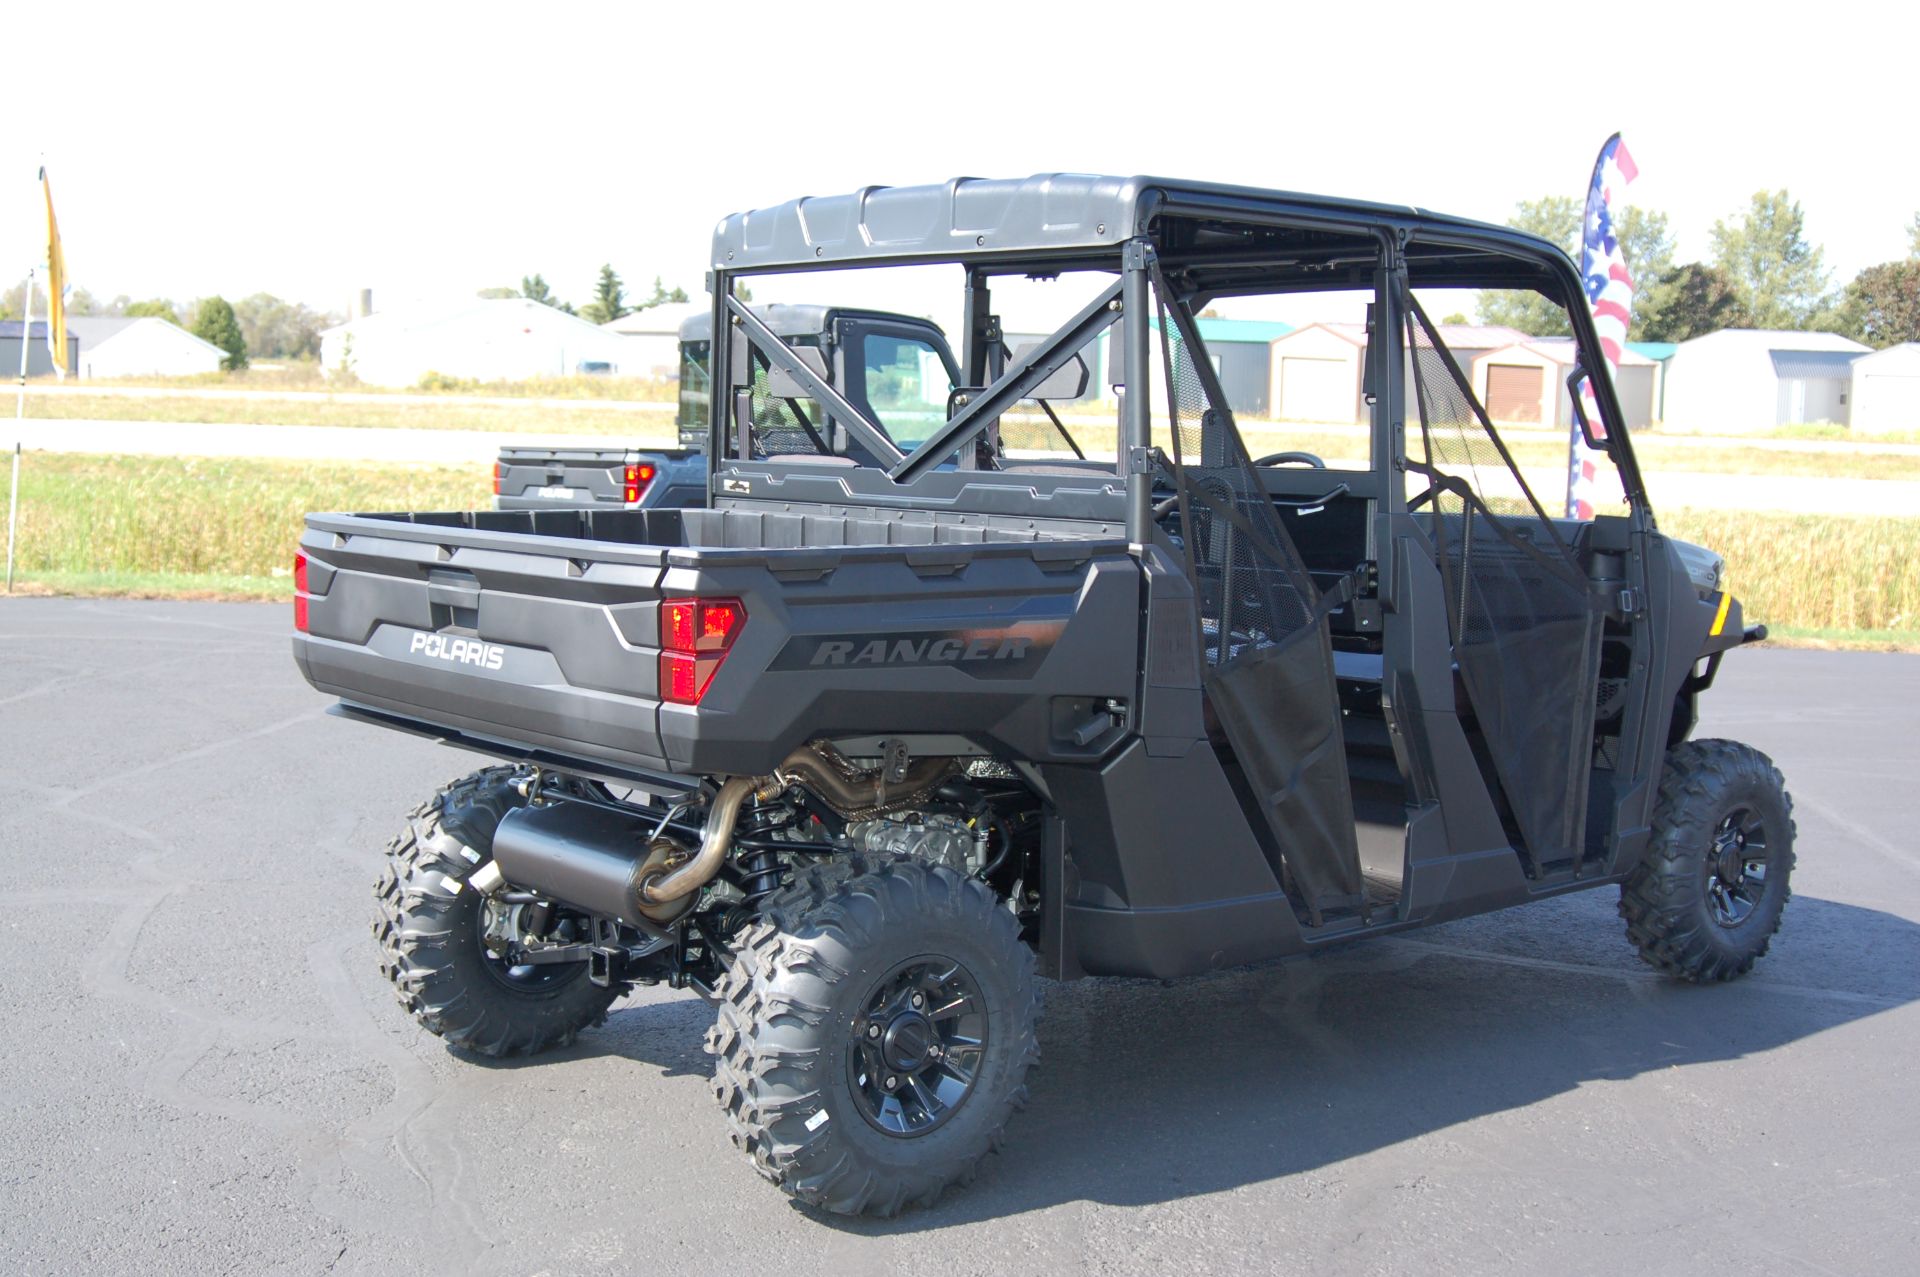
(703, 174), (1654, 540)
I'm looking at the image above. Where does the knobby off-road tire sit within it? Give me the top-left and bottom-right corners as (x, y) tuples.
(704, 854), (1040, 1216)
(373, 767), (619, 1056)
(1620, 738), (1796, 982)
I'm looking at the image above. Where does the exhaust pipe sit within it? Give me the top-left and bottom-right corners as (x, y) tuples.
(638, 775), (764, 907)
(491, 743), (958, 925)
(772, 743), (957, 820)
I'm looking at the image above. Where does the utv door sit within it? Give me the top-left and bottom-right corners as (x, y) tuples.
(1150, 285), (1368, 925)
(1400, 295), (1606, 874)
(838, 317), (960, 454)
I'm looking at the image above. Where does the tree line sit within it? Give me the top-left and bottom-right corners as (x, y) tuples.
(1477, 193), (1920, 347)
(0, 284), (329, 370)
(0, 263), (702, 374)
(483, 266), (693, 325)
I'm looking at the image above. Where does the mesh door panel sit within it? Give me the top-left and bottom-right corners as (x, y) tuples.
(1155, 288), (1364, 921)
(1404, 299), (1602, 868)
(745, 353), (829, 459)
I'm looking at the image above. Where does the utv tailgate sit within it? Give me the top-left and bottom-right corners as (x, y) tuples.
(494, 446), (704, 509)
(293, 507), (1139, 779)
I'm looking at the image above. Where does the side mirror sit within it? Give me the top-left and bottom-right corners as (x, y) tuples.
(1008, 341), (1090, 401)
(1567, 365), (1611, 454)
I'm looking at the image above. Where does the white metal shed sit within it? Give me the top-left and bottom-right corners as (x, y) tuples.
(1661, 329), (1868, 432)
(66, 316), (227, 379)
(1848, 343), (1920, 435)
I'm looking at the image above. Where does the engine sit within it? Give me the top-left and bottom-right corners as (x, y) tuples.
(844, 813), (986, 875)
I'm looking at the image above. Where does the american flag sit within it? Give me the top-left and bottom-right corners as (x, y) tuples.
(1568, 133), (1638, 519)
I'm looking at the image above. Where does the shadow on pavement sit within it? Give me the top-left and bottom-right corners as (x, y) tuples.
(456, 892), (1918, 1229)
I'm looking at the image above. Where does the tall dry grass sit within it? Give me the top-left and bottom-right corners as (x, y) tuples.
(2, 455), (1914, 633)
(1661, 509), (1920, 634)
(4, 454), (486, 579)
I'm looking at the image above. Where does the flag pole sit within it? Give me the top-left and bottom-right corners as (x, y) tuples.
(7, 266), (30, 593)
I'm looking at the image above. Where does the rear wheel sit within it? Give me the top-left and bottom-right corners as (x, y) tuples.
(1620, 739), (1796, 981)
(705, 854), (1040, 1216)
(373, 768), (619, 1056)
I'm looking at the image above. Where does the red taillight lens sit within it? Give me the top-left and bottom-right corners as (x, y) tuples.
(659, 596), (745, 704)
(492, 461), (507, 496)
(293, 550), (310, 632)
(662, 599), (698, 651)
(660, 651), (721, 703)
(699, 600), (741, 644)
(622, 463), (655, 504)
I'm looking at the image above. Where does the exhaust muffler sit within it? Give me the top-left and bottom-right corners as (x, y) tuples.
(488, 744), (958, 927)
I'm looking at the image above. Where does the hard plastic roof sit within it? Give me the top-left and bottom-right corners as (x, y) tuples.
(711, 173), (1530, 272)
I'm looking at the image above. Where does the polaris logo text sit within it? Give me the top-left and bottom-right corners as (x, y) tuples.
(408, 631), (505, 671)
(810, 636), (1032, 667)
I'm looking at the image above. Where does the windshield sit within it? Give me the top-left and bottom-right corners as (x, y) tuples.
(860, 332), (951, 449)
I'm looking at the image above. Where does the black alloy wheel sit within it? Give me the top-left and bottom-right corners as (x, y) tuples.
(848, 957), (989, 1137)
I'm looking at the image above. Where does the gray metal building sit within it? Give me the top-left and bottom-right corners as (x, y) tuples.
(1103, 316), (1293, 417)
(0, 321), (78, 377)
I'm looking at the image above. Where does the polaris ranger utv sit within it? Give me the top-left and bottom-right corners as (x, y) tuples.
(491, 304), (968, 511)
(292, 174), (1792, 1217)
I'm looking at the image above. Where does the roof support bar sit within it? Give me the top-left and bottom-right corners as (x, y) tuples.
(889, 277), (1123, 485)
(723, 294), (904, 468)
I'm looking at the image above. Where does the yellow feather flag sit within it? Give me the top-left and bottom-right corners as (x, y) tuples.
(41, 166), (67, 375)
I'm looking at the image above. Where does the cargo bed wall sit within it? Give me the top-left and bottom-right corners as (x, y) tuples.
(354, 505), (1107, 551)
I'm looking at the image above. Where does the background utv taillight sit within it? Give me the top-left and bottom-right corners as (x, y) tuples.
(623, 462), (655, 504)
(294, 550), (310, 632)
(492, 460), (508, 496)
(659, 596), (744, 704)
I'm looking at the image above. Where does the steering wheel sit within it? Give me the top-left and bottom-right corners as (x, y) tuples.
(1252, 451), (1326, 469)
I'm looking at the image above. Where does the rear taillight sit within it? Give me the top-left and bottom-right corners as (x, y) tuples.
(293, 550), (310, 632)
(659, 596), (745, 705)
(492, 461), (507, 496)
(623, 463), (655, 504)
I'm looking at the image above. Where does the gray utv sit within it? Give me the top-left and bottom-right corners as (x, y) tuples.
(292, 174), (1790, 1216)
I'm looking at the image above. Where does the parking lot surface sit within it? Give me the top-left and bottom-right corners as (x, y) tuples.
(1, 598), (1914, 1275)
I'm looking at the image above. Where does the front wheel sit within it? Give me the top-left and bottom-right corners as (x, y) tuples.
(704, 855), (1040, 1216)
(1620, 739), (1796, 981)
(373, 768), (619, 1056)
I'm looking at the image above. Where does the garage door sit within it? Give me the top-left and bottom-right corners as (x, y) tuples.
(1486, 364), (1545, 423)
(1864, 375), (1920, 431)
(1279, 357), (1354, 422)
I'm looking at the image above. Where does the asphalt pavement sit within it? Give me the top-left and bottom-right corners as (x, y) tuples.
(1, 598), (1914, 1275)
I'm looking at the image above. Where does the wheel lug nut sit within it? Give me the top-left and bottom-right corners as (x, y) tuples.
(884, 1075), (898, 1091)
(867, 1024), (880, 1038)
(910, 993), (924, 1008)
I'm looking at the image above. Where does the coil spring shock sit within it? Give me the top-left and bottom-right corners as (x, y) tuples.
(718, 846), (784, 935)
(737, 846), (783, 916)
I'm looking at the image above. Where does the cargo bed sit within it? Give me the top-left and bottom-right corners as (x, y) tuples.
(293, 506), (1142, 782)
